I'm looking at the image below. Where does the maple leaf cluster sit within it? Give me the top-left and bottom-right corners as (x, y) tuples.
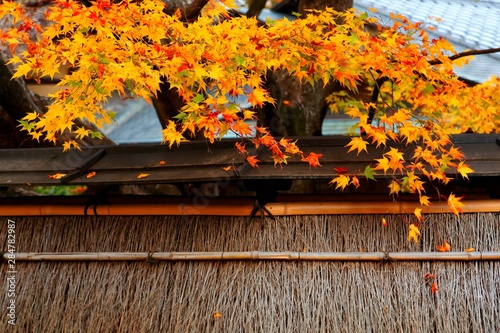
(1, 0), (498, 220)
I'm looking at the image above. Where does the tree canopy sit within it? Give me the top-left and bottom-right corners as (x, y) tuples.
(1, 0), (499, 237)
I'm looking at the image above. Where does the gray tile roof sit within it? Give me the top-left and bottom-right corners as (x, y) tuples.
(355, 0), (500, 82)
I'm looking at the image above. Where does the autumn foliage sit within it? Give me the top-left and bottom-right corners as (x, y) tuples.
(1, 0), (499, 223)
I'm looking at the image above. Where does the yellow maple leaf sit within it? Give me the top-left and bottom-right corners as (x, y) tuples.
(385, 147), (405, 173)
(457, 161), (474, 180)
(161, 120), (186, 148)
(367, 130), (387, 148)
(48, 172), (66, 180)
(388, 180), (400, 195)
(407, 223), (421, 243)
(345, 137), (368, 155)
(414, 207), (423, 221)
(374, 157), (390, 174)
(137, 173), (150, 179)
(419, 195), (431, 207)
(247, 87), (269, 107)
(329, 174), (351, 191)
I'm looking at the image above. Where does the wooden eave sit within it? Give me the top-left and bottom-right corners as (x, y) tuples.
(0, 134), (499, 188)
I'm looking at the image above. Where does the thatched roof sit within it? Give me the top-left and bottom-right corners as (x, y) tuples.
(1, 212), (499, 332)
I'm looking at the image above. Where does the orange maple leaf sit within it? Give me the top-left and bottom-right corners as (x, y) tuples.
(70, 186), (87, 194)
(351, 175), (360, 188)
(86, 171), (96, 179)
(137, 173), (150, 179)
(301, 152), (322, 168)
(431, 281), (438, 294)
(235, 142), (247, 155)
(436, 241), (451, 252)
(447, 193), (464, 216)
(246, 155), (261, 168)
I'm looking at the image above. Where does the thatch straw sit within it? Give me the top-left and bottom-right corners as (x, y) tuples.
(1, 213), (499, 332)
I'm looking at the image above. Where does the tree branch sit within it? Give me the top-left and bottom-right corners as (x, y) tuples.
(365, 47), (500, 126)
(162, 0), (209, 21)
(428, 47), (500, 65)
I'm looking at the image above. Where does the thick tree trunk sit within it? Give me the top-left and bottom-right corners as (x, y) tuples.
(259, 71), (338, 136)
(258, 0), (353, 137)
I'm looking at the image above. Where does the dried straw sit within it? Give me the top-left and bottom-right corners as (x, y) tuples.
(1, 213), (499, 332)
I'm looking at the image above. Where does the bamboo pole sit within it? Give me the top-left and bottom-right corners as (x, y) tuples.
(1, 199), (499, 216)
(5, 251), (500, 262)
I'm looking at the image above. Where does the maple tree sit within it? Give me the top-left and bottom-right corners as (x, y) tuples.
(1, 0), (499, 232)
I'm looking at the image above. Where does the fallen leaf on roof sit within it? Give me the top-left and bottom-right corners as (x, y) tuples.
(301, 152), (322, 168)
(465, 247), (475, 252)
(334, 167), (349, 174)
(71, 186), (87, 193)
(351, 175), (360, 188)
(137, 173), (150, 179)
(48, 173), (66, 179)
(159, 160), (167, 166)
(86, 171), (96, 178)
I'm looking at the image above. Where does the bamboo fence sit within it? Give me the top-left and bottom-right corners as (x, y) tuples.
(0, 199), (499, 216)
(5, 250), (500, 261)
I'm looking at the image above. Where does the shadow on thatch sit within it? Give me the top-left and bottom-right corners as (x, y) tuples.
(1, 213), (499, 332)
